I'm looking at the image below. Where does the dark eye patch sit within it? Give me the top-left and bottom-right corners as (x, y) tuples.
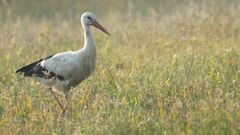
(87, 16), (91, 20)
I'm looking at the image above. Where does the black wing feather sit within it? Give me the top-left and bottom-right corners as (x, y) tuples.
(16, 55), (64, 80)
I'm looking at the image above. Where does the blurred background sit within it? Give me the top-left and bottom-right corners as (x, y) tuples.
(1, 0), (240, 48)
(0, 0), (240, 21)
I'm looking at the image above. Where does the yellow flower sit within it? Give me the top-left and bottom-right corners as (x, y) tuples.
(190, 36), (197, 43)
(26, 99), (32, 109)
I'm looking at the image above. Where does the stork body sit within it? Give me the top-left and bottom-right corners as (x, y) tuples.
(16, 12), (110, 114)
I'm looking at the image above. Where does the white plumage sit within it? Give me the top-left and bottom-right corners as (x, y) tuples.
(16, 12), (110, 114)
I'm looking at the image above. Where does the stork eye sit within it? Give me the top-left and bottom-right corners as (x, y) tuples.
(87, 16), (92, 20)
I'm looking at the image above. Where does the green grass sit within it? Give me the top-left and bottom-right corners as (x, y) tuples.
(1, 0), (240, 134)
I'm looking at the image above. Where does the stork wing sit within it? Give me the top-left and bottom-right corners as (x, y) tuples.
(16, 55), (65, 80)
(41, 52), (78, 80)
(16, 51), (78, 81)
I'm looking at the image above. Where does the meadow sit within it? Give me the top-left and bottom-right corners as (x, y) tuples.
(0, 0), (240, 134)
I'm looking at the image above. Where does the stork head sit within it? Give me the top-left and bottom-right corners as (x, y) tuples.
(81, 12), (110, 35)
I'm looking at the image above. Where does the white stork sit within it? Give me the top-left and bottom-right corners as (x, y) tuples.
(16, 12), (110, 114)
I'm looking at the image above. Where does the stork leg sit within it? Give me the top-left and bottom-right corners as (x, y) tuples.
(61, 93), (69, 116)
(48, 88), (64, 111)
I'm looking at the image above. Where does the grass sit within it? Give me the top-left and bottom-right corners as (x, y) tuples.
(0, 0), (240, 134)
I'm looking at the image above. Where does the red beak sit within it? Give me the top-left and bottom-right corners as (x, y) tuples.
(92, 20), (110, 35)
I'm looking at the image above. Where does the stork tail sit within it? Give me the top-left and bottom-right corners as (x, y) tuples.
(16, 58), (44, 77)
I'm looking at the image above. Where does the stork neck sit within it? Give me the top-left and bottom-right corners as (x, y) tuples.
(82, 24), (96, 51)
